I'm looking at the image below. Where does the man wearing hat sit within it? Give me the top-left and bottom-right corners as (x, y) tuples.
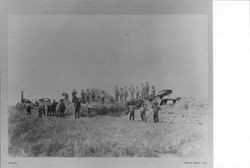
(86, 89), (90, 104)
(72, 89), (77, 103)
(59, 99), (66, 119)
(140, 103), (147, 122)
(128, 103), (135, 121)
(74, 98), (81, 118)
(114, 85), (119, 102)
(152, 102), (161, 123)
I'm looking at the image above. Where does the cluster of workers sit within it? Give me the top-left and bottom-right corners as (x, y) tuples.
(23, 82), (161, 122)
(24, 88), (107, 119)
(38, 98), (92, 119)
(71, 89), (106, 105)
(25, 98), (88, 119)
(127, 101), (161, 123)
(28, 98), (161, 123)
(114, 82), (156, 102)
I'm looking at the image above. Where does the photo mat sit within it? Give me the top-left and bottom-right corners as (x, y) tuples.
(1, 0), (213, 168)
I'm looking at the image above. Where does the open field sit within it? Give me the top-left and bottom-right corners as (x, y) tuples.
(9, 98), (209, 157)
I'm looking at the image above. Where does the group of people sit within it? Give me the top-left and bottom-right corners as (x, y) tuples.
(24, 99), (60, 118)
(114, 82), (156, 103)
(37, 99), (60, 118)
(25, 88), (106, 119)
(36, 98), (91, 119)
(22, 83), (161, 122)
(128, 101), (161, 123)
(72, 89), (106, 105)
(26, 96), (161, 123)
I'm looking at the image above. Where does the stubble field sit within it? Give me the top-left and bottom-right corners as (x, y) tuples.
(9, 97), (209, 157)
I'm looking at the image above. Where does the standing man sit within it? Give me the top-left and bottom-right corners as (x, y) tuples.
(124, 86), (128, 102)
(26, 103), (31, 115)
(47, 101), (52, 117)
(129, 84), (135, 101)
(120, 88), (124, 102)
(59, 99), (66, 119)
(74, 98), (81, 118)
(100, 91), (105, 104)
(145, 82), (150, 98)
(91, 90), (95, 102)
(51, 99), (57, 117)
(86, 89), (90, 104)
(135, 86), (140, 101)
(140, 103), (147, 122)
(151, 85), (156, 99)
(140, 83), (144, 99)
(152, 102), (161, 123)
(42, 102), (46, 117)
(114, 85), (120, 102)
(81, 89), (86, 104)
(72, 89), (77, 103)
(128, 103), (135, 121)
(38, 102), (43, 117)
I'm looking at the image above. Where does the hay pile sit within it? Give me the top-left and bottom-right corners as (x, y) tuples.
(54, 102), (128, 118)
(172, 97), (208, 112)
(54, 89), (116, 117)
(90, 88), (114, 103)
(79, 103), (128, 117)
(129, 97), (209, 124)
(55, 102), (75, 116)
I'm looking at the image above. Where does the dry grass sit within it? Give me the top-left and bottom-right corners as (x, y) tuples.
(8, 98), (209, 157)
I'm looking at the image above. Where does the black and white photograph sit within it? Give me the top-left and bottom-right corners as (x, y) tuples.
(1, 0), (213, 168)
(8, 14), (211, 157)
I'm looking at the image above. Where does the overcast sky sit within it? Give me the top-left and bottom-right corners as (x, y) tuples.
(8, 15), (209, 105)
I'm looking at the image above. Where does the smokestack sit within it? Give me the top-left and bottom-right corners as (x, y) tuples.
(21, 91), (24, 103)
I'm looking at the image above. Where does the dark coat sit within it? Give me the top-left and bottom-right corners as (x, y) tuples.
(58, 102), (66, 113)
(75, 101), (81, 111)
